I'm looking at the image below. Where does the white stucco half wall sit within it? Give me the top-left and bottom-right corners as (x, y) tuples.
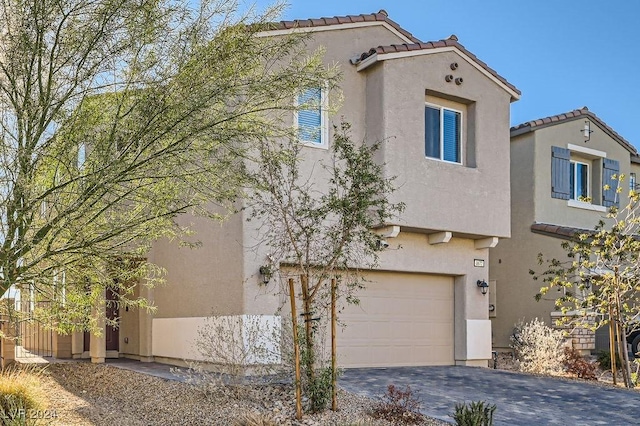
(152, 315), (281, 364)
(465, 319), (492, 360)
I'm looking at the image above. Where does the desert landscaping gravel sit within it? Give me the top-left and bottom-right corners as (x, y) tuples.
(28, 363), (448, 425)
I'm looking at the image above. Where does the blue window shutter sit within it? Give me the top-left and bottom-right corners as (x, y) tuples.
(602, 158), (620, 207)
(297, 88), (322, 144)
(442, 109), (460, 162)
(551, 146), (570, 200)
(425, 106), (440, 158)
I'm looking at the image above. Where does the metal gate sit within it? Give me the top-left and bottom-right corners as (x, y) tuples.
(15, 300), (53, 359)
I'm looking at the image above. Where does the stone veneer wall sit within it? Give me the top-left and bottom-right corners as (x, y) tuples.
(550, 312), (596, 356)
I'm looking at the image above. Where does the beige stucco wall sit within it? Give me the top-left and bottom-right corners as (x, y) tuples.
(364, 51), (512, 238)
(146, 23), (514, 366)
(533, 119), (633, 228)
(151, 208), (245, 319)
(490, 120), (635, 350)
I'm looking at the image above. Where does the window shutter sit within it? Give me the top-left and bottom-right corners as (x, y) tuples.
(297, 88), (322, 144)
(442, 109), (460, 163)
(551, 146), (570, 200)
(602, 158), (620, 207)
(424, 106), (440, 158)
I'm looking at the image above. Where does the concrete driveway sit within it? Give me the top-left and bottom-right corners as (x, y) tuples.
(339, 366), (640, 425)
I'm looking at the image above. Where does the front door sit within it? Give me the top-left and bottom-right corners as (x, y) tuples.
(105, 288), (119, 351)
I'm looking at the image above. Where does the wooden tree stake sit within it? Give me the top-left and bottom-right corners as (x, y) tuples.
(331, 277), (337, 411)
(289, 278), (303, 419)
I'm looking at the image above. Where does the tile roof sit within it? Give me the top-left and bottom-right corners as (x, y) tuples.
(352, 36), (521, 97)
(530, 222), (594, 240)
(511, 107), (637, 155)
(275, 10), (421, 43)
(268, 11), (519, 99)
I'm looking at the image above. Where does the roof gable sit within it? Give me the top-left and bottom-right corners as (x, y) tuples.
(511, 107), (637, 155)
(258, 10), (520, 101)
(351, 36), (520, 101)
(260, 10), (419, 44)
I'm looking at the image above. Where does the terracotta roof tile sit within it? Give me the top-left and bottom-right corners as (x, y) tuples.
(354, 39), (520, 97)
(268, 11), (519, 98)
(511, 107), (637, 155)
(275, 10), (421, 43)
(530, 222), (593, 240)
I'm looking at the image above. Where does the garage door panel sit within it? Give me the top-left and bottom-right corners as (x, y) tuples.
(338, 272), (454, 368)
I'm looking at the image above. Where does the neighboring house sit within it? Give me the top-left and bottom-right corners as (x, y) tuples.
(21, 10), (519, 368)
(490, 107), (640, 353)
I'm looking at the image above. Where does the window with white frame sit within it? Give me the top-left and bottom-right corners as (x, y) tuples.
(425, 103), (462, 163)
(630, 173), (637, 191)
(570, 160), (589, 200)
(295, 87), (327, 147)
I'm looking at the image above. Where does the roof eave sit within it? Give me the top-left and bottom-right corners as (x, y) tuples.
(355, 47), (520, 102)
(512, 112), (637, 155)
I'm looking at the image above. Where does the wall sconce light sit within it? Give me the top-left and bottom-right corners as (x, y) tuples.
(476, 279), (489, 295)
(259, 265), (272, 285)
(582, 120), (593, 142)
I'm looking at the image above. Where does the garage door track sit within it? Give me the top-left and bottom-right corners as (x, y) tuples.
(339, 366), (640, 425)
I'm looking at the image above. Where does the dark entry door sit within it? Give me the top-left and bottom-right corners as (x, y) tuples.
(105, 288), (119, 351)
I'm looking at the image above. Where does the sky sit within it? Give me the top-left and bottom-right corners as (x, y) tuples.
(252, 0), (640, 149)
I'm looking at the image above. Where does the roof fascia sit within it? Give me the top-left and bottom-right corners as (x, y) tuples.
(513, 114), (636, 155)
(256, 21), (414, 43)
(356, 47), (520, 101)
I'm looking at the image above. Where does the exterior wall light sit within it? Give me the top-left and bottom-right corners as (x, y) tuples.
(582, 120), (593, 142)
(476, 279), (489, 295)
(259, 265), (273, 284)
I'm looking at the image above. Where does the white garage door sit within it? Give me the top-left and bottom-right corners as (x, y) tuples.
(337, 272), (454, 367)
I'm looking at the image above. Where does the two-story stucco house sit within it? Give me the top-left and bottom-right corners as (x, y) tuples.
(490, 107), (640, 353)
(33, 10), (519, 368)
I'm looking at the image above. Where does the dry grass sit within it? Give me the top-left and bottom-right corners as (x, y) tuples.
(0, 365), (48, 422)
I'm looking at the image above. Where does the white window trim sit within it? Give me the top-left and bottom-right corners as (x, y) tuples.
(424, 102), (463, 165)
(567, 199), (607, 212)
(294, 87), (329, 149)
(569, 160), (590, 201)
(567, 143), (606, 159)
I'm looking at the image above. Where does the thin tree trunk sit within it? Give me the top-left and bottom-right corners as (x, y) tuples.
(331, 277), (337, 411)
(609, 306), (617, 385)
(288, 278), (302, 420)
(614, 288), (633, 388)
(618, 320), (633, 387)
(300, 274), (315, 384)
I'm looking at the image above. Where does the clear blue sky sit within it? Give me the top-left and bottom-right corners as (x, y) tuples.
(253, 0), (640, 149)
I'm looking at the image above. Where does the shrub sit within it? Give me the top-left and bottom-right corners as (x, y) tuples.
(563, 348), (597, 380)
(233, 412), (279, 426)
(172, 313), (290, 400)
(0, 366), (47, 425)
(305, 366), (333, 413)
(596, 350), (622, 371)
(370, 384), (424, 425)
(510, 318), (566, 375)
(453, 401), (496, 426)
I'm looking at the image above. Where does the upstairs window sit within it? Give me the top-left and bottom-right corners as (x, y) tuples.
(425, 104), (461, 163)
(295, 88), (327, 148)
(630, 173), (637, 191)
(551, 145), (619, 208)
(570, 161), (589, 200)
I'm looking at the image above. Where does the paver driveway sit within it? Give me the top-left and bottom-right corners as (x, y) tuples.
(339, 366), (640, 425)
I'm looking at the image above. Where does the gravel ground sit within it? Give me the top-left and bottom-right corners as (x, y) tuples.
(22, 363), (448, 425)
(495, 351), (640, 390)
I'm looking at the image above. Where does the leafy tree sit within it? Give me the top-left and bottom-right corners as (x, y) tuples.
(533, 176), (639, 387)
(248, 121), (404, 411)
(0, 0), (337, 333)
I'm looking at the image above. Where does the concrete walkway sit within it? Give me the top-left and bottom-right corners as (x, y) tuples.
(339, 366), (640, 425)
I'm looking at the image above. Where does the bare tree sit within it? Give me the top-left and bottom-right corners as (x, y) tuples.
(248, 121), (404, 411)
